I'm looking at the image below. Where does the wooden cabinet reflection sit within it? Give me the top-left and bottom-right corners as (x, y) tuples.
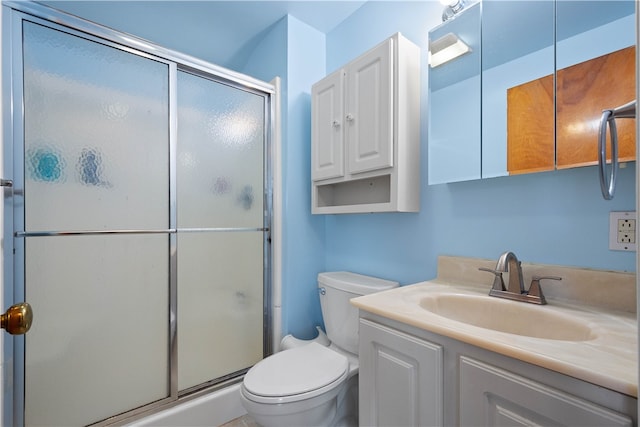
(507, 75), (554, 174)
(507, 46), (635, 175)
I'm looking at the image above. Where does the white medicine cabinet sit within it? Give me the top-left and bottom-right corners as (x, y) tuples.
(311, 33), (421, 214)
(427, 2), (482, 185)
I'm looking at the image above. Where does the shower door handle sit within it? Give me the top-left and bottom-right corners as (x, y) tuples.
(1, 302), (33, 335)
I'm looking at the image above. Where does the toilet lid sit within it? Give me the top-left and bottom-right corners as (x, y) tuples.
(243, 342), (348, 397)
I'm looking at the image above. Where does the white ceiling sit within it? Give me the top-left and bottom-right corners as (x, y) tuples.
(39, 1), (367, 69)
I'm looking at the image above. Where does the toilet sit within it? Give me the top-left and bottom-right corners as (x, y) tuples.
(240, 271), (399, 427)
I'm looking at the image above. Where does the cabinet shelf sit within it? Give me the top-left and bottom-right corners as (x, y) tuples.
(314, 175), (391, 214)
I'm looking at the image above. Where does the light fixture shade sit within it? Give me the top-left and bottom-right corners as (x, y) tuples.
(428, 33), (471, 68)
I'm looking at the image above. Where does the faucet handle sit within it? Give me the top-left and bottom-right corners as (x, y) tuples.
(528, 275), (562, 305)
(478, 267), (506, 291)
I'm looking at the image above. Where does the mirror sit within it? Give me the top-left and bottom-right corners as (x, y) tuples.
(482, 0), (554, 178)
(428, 2), (481, 185)
(428, 0), (636, 185)
(555, 1), (636, 170)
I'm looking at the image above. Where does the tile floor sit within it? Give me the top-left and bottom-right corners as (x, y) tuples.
(220, 414), (259, 427)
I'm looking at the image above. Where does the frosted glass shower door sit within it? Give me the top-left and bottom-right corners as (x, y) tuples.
(20, 22), (170, 426)
(176, 71), (266, 391)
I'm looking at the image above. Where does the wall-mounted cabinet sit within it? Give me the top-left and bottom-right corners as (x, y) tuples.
(555, 1), (636, 171)
(427, 2), (481, 184)
(428, 0), (636, 185)
(482, 0), (555, 178)
(311, 33), (420, 214)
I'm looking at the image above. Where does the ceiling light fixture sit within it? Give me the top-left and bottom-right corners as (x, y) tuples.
(428, 33), (471, 68)
(440, 0), (466, 22)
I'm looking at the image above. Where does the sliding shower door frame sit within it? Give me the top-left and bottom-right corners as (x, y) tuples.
(2, 2), (274, 426)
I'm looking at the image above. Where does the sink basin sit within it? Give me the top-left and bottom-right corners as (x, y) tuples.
(419, 293), (596, 341)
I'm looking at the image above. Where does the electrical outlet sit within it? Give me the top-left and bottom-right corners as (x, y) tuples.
(610, 211), (637, 251)
(618, 230), (635, 244)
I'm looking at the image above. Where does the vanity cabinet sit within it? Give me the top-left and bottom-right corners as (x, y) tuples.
(311, 33), (420, 214)
(460, 357), (632, 426)
(359, 319), (443, 426)
(358, 314), (637, 427)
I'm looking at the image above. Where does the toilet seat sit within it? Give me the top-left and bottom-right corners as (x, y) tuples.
(242, 342), (349, 404)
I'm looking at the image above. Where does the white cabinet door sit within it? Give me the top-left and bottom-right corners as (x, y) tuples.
(359, 319), (443, 427)
(311, 33), (420, 214)
(345, 38), (394, 175)
(311, 69), (344, 181)
(459, 356), (632, 427)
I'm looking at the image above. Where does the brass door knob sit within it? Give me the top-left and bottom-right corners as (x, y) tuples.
(1, 302), (33, 335)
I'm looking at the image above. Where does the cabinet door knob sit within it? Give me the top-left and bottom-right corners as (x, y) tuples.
(332, 120), (341, 128)
(346, 114), (354, 122)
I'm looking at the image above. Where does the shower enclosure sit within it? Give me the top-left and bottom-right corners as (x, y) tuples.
(2, 3), (274, 426)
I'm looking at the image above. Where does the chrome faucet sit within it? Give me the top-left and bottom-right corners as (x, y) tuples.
(479, 251), (561, 305)
(495, 251), (525, 294)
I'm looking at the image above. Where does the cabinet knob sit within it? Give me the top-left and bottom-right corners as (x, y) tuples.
(346, 114), (354, 122)
(332, 120), (341, 128)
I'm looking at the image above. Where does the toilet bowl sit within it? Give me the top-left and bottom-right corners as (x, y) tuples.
(240, 342), (356, 426)
(240, 272), (398, 426)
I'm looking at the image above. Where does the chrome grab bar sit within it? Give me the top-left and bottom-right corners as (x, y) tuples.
(598, 100), (636, 200)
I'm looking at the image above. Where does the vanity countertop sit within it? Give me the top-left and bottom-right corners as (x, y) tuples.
(350, 256), (638, 398)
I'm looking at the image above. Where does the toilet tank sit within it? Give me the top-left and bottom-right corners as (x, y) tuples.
(318, 272), (398, 355)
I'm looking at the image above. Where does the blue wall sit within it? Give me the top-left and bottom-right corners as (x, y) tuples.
(243, 16), (328, 339)
(279, 17), (327, 339)
(321, 1), (636, 296)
